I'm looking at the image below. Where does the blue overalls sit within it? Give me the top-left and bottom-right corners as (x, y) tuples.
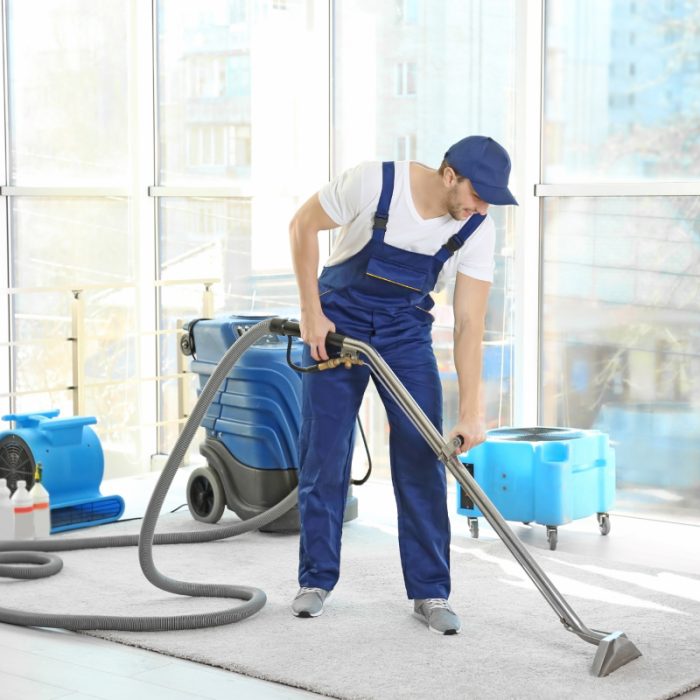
(298, 162), (485, 600)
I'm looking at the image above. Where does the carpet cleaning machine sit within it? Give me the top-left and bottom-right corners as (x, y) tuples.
(180, 315), (358, 532)
(0, 317), (641, 677)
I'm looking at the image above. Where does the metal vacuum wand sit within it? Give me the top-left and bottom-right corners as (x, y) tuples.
(268, 318), (642, 677)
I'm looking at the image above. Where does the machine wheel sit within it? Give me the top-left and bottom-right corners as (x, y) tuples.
(179, 333), (193, 356)
(597, 512), (611, 536)
(187, 466), (225, 523)
(468, 517), (479, 539)
(546, 525), (558, 550)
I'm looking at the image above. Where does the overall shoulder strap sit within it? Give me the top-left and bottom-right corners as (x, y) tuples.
(434, 214), (486, 264)
(371, 162), (395, 243)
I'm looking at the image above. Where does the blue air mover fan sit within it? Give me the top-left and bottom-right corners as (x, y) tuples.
(0, 410), (124, 532)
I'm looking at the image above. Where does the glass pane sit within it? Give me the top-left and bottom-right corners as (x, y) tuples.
(11, 198), (132, 289)
(156, 0), (329, 456)
(333, 0), (518, 478)
(157, 0), (328, 191)
(541, 197), (700, 521)
(156, 357), (202, 466)
(157, 279), (214, 459)
(85, 381), (144, 478)
(10, 199), (143, 479)
(544, 0), (700, 181)
(157, 196), (299, 453)
(13, 290), (74, 420)
(158, 197), (298, 316)
(6, 0), (129, 185)
(333, 1), (517, 166)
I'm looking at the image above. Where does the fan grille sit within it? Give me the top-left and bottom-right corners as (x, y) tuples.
(488, 427), (584, 442)
(51, 497), (124, 532)
(0, 434), (36, 492)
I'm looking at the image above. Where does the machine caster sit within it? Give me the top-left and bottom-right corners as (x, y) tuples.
(468, 517), (479, 539)
(187, 466), (225, 523)
(546, 525), (558, 550)
(597, 512), (611, 536)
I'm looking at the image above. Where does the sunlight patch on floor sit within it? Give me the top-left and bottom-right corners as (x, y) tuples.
(544, 560), (700, 603)
(451, 544), (685, 614)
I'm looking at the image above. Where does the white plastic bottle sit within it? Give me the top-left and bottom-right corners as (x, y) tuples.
(0, 478), (14, 540)
(12, 480), (34, 539)
(31, 464), (51, 539)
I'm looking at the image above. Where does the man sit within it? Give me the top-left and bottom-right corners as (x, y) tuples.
(288, 136), (517, 634)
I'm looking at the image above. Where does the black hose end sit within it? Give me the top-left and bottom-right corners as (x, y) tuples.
(269, 317), (347, 349)
(325, 330), (347, 349)
(269, 317), (301, 338)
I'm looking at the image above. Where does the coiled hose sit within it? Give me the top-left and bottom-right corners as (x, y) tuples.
(0, 318), (297, 631)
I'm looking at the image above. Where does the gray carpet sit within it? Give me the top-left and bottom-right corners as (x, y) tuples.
(2, 512), (699, 700)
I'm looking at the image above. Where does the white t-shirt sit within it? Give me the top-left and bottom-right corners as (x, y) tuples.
(318, 160), (496, 292)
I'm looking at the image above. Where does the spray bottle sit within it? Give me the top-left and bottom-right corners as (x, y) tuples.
(31, 463), (51, 538)
(0, 478), (13, 539)
(12, 480), (34, 539)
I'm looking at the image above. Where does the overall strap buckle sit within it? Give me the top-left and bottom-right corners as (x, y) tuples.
(371, 162), (395, 238)
(438, 214), (487, 260)
(443, 234), (463, 253)
(373, 214), (389, 230)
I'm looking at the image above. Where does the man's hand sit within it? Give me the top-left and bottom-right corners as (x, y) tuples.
(448, 416), (487, 454)
(300, 310), (336, 361)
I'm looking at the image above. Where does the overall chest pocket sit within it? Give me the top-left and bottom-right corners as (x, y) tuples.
(365, 256), (429, 294)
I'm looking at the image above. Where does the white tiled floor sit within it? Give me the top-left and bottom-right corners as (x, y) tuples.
(0, 624), (321, 699)
(0, 470), (698, 700)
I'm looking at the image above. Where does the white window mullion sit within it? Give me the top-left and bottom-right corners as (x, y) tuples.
(535, 182), (700, 197)
(513, 0), (544, 426)
(130, 0), (157, 472)
(0, 0), (9, 418)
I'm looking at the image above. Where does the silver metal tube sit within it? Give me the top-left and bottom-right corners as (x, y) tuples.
(343, 337), (605, 646)
(69, 290), (86, 416)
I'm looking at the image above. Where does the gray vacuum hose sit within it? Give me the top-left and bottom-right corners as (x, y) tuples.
(0, 318), (298, 630)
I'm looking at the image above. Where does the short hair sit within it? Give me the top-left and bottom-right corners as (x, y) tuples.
(438, 159), (467, 181)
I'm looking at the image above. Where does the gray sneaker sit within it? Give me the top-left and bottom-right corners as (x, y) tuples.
(292, 587), (330, 618)
(413, 598), (462, 635)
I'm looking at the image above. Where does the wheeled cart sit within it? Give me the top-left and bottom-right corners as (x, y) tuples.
(456, 427), (615, 550)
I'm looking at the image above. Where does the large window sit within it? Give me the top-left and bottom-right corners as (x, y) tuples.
(544, 0), (700, 181)
(542, 0), (700, 521)
(155, 0), (329, 453)
(2, 0), (697, 527)
(4, 1), (145, 476)
(333, 0), (518, 479)
(7, 0), (129, 185)
(2, 0), (329, 475)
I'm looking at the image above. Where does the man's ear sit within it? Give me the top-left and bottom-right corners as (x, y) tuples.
(443, 166), (458, 186)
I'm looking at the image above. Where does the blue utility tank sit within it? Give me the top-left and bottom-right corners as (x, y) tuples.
(456, 427), (615, 547)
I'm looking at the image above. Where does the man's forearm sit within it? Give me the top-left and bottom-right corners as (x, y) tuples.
(288, 193), (340, 360)
(453, 324), (484, 420)
(289, 218), (322, 314)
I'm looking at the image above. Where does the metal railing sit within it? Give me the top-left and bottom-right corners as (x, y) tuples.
(0, 278), (216, 423)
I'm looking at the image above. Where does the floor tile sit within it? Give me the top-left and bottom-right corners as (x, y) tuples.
(0, 646), (205, 700)
(0, 671), (72, 700)
(135, 659), (324, 699)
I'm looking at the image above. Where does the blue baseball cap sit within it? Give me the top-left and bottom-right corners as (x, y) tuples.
(444, 136), (518, 206)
